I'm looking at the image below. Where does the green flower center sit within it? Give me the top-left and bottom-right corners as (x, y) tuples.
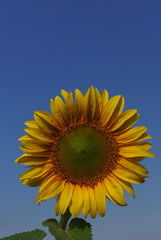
(57, 127), (109, 180)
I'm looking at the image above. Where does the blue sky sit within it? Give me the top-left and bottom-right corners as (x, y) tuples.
(0, 1), (161, 239)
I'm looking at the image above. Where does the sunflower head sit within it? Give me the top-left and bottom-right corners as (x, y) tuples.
(15, 86), (155, 219)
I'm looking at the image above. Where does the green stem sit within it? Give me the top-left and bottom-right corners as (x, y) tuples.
(59, 208), (71, 230)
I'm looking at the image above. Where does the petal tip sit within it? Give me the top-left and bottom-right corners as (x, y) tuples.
(35, 196), (41, 204)
(149, 152), (155, 158)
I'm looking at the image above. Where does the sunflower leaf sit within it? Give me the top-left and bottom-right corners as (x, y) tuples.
(66, 218), (93, 240)
(0, 229), (47, 240)
(42, 218), (93, 240)
(42, 218), (69, 240)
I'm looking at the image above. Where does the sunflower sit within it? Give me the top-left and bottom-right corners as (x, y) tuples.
(15, 86), (154, 219)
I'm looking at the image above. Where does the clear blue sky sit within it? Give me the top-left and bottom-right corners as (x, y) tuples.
(0, 1), (161, 239)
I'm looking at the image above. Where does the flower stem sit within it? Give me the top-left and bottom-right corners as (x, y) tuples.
(59, 208), (71, 230)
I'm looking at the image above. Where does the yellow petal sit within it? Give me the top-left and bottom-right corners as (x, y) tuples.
(116, 96), (125, 116)
(61, 89), (69, 102)
(103, 181), (119, 204)
(101, 89), (109, 106)
(20, 163), (52, 181)
(121, 156), (145, 163)
(34, 111), (61, 133)
(119, 145), (155, 158)
(111, 110), (138, 132)
(75, 89), (85, 120)
(101, 95), (122, 126)
(94, 182), (106, 217)
(19, 136), (50, 152)
(19, 134), (51, 146)
(15, 153), (49, 165)
(25, 121), (39, 128)
(21, 177), (44, 187)
(104, 177), (127, 206)
(88, 187), (97, 218)
(66, 92), (76, 122)
(116, 126), (147, 143)
(112, 174), (135, 198)
(19, 145), (50, 155)
(50, 98), (55, 115)
(55, 194), (61, 216)
(36, 178), (64, 203)
(55, 96), (70, 123)
(120, 142), (152, 150)
(69, 185), (83, 217)
(24, 128), (53, 143)
(135, 142), (152, 149)
(84, 88), (90, 119)
(136, 133), (152, 142)
(59, 183), (74, 214)
(61, 90), (76, 122)
(38, 174), (58, 193)
(81, 186), (90, 219)
(50, 98), (66, 126)
(94, 88), (103, 120)
(18, 135), (33, 141)
(118, 157), (148, 177)
(113, 165), (145, 184)
(19, 145), (49, 154)
(86, 86), (96, 120)
(107, 96), (125, 127)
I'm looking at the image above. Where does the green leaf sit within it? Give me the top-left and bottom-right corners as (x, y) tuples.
(67, 218), (93, 240)
(0, 229), (47, 240)
(42, 218), (93, 240)
(42, 218), (69, 240)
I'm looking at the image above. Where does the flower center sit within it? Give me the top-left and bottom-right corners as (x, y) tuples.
(57, 127), (109, 180)
(51, 122), (119, 187)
